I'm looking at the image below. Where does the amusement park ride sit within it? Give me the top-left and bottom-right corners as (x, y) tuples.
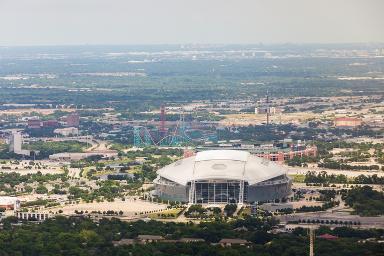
(133, 105), (192, 147)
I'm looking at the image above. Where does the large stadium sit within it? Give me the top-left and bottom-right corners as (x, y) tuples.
(154, 150), (292, 204)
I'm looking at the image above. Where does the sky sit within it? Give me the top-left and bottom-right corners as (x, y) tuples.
(0, 0), (383, 46)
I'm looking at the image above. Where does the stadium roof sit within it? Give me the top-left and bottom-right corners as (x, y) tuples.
(195, 150), (249, 162)
(157, 150), (287, 186)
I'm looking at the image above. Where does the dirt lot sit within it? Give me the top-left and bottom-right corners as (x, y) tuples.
(49, 198), (167, 217)
(0, 108), (75, 116)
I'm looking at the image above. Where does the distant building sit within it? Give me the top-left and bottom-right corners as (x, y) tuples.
(16, 211), (50, 221)
(9, 132), (30, 156)
(318, 234), (338, 240)
(0, 196), (20, 210)
(218, 238), (251, 247)
(9, 132), (22, 153)
(136, 235), (165, 244)
(179, 238), (205, 243)
(255, 107), (278, 115)
(334, 117), (362, 128)
(54, 127), (79, 137)
(27, 119), (41, 129)
(66, 113), (80, 127)
(28, 118), (59, 129)
(42, 120), (59, 128)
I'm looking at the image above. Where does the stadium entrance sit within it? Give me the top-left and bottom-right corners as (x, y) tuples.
(192, 180), (248, 204)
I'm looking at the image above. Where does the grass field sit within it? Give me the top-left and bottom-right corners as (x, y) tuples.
(238, 207), (252, 217)
(290, 174), (306, 183)
(148, 207), (185, 219)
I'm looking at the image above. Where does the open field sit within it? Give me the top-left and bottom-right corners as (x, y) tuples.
(0, 160), (64, 175)
(0, 169), (63, 175)
(49, 198), (167, 217)
(0, 108), (75, 116)
(291, 200), (323, 209)
(148, 207), (185, 219)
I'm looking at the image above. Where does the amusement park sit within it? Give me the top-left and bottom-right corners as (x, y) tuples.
(133, 105), (217, 147)
(133, 110), (190, 147)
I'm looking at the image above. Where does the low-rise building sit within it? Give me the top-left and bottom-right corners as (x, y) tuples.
(137, 235), (165, 244)
(0, 197), (20, 210)
(318, 234), (338, 240)
(66, 113), (80, 127)
(16, 211), (50, 221)
(334, 117), (362, 128)
(42, 120), (59, 128)
(54, 127), (79, 136)
(218, 238), (251, 247)
(179, 238), (205, 243)
(27, 119), (41, 129)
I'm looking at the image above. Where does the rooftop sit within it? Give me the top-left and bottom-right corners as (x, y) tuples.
(195, 150), (249, 162)
(0, 196), (20, 204)
(318, 234), (338, 240)
(137, 235), (164, 240)
(156, 150), (287, 186)
(218, 238), (251, 244)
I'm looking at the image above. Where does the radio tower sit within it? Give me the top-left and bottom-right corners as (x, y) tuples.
(160, 105), (166, 137)
(266, 91), (271, 125)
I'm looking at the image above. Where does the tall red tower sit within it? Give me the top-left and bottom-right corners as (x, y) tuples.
(160, 105), (166, 136)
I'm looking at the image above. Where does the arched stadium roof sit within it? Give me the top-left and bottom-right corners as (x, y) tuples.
(156, 150), (287, 186)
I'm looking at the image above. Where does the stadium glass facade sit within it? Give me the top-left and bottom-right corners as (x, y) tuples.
(194, 180), (248, 204)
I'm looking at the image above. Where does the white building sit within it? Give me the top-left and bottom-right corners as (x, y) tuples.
(9, 132), (22, 153)
(16, 211), (50, 221)
(9, 132), (30, 156)
(54, 127), (79, 137)
(0, 196), (20, 210)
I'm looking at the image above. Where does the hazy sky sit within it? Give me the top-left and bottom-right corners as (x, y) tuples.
(0, 0), (383, 46)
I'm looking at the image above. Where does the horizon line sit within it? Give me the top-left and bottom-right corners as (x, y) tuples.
(1, 42), (384, 48)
